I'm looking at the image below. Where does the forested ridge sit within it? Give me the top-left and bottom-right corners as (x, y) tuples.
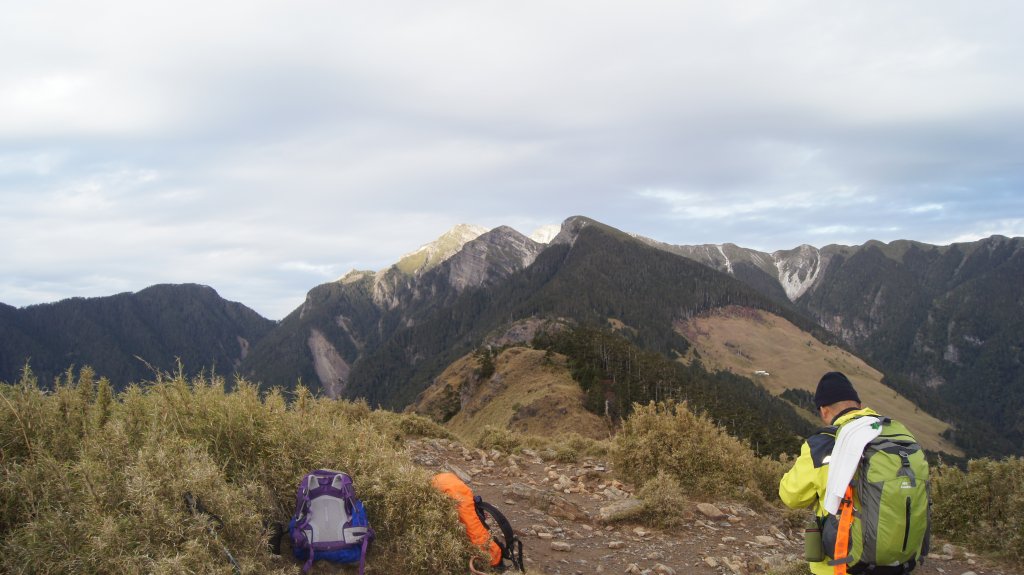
(532, 325), (813, 456)
(796, 237), (1024, 456)
(0, 284), (274, 387)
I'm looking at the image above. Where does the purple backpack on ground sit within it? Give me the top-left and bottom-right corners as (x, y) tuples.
(289, 470), (374, 574)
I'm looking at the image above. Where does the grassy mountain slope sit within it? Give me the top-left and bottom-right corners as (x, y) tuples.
(409, 346), (610, 443)
(676, 306), (961, 456)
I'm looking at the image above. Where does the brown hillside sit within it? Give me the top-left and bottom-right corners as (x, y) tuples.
(677, 306), (963, 457)
(409, 346), (610, 443)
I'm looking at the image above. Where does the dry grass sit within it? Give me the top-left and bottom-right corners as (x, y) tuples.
(611, 401), (786, 506)
(0, 367), (476, 574)
(931, 457), (1024, 562)
(410, 346), (610, 444)
(676, 306), (962, 456)
(474, 426), (611, 464)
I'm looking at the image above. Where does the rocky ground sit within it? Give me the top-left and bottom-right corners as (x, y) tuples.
(407, 438), (1019, 575)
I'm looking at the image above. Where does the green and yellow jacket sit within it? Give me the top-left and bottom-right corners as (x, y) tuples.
(778, 407), (880, 575)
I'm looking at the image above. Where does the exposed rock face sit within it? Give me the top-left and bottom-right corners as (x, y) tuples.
(773, 244), (824, 300)
(236, 336), (250, 365)
(444, 226), (544, 292)
(550, 215), (595, 246)
(370, 268), (409, 310)
(307, 328), (350, 399)
(633, 238), (833, 302)
(395, 223), (489, 276)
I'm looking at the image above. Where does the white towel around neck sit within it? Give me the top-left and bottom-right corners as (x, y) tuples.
(823, 415), (882, 514)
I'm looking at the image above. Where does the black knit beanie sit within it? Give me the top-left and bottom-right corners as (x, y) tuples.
(813, 371), (861, 408)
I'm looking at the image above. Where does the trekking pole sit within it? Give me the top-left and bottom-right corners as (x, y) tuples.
(184, 492), (242, 575)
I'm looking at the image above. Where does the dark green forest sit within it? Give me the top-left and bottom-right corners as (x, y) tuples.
(0, 284), (274, 388)
(532, 325), (812, 456)
(797, 237), (1024, 457)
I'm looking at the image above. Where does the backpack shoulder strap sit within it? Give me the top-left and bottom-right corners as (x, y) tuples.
(828, 485), (856, 575)
(807, 426), (838, 468)
(474, 498), (525, 572)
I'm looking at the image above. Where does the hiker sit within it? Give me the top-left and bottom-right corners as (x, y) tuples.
(779, 372), (930, 575)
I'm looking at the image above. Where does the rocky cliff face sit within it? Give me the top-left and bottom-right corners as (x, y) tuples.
(307, 328), (350, 399)
(636, 239), (836, 303)
(394, 223), (489, 276)
(444, 226), (545, 292)
(773, 244), (830, 300)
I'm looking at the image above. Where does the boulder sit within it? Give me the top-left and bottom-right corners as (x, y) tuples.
(697, 503), (727, 520)
(598, 498), (645, 523)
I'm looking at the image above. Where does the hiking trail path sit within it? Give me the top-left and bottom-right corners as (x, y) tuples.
(406, 438), (1017, 575)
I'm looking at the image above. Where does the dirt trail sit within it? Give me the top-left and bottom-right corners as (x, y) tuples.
(408, 438), (1017, 575)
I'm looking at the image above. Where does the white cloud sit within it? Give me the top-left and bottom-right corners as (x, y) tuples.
(908, 203), (945, 213)
(1, 1), (1023, 317)
(279, 261), (339, 277)
(943, 219), (1024, 244)
(636, 187), (876, 222)
(0, 152), (63, 176)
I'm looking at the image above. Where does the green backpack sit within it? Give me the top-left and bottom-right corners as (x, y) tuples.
(821, 416), (931, 574)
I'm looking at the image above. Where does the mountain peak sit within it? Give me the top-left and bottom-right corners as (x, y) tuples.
(395, 224), (490, 275)
(445, 226), (544, 291)
(550, 215), (601, 246)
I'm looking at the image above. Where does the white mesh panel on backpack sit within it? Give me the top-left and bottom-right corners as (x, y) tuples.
(307, 496), (350, 543)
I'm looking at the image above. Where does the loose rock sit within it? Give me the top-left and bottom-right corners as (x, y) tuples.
(697, 503), (727, 520)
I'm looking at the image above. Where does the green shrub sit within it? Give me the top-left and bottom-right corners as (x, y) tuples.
(553, 445), (579, 463)
(511, 431), (608, 461)
(612, 401), (775, 502)
(0, 369), (476, 574)
(394, 413), (456, 440)
(475, 425), (523, 453)
(931, 457), (1024, 561)
(637, 471), (690, 527)
(562, 432), (610, 458)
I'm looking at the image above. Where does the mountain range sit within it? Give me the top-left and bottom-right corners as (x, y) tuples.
(1, 216), (1020, 458)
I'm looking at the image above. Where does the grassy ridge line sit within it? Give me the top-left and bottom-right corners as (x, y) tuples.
(0, 367), (476, 574)
(412, 346), (611, 443)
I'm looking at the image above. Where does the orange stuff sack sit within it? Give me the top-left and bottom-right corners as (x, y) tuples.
(432, 472), (503, 566)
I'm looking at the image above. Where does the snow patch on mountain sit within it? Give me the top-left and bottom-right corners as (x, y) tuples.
(716, 245), (734, 274)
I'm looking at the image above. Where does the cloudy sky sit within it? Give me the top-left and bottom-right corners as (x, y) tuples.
(2, 1), (1022, 319)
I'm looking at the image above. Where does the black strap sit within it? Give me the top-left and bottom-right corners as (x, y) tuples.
(475, 499), (525, 572)
(848, 558), (916, 575)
